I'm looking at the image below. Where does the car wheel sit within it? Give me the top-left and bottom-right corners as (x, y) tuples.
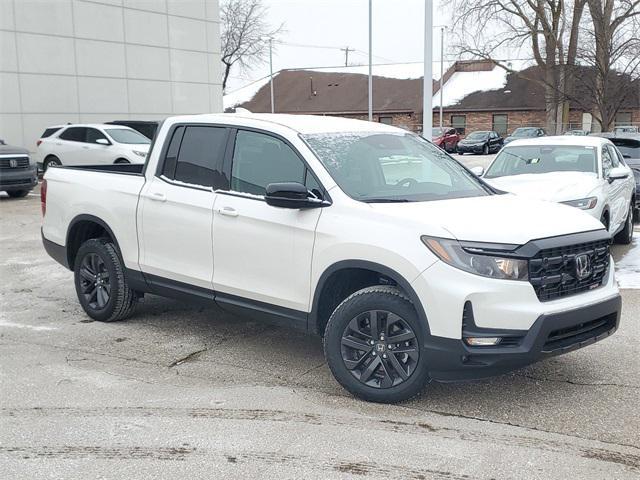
(7, 190), (29, 198)
(43, 157), (61, 171)
(74, 238), (138, 322)
(613, 204), (634, 245)
(323, 286), (430, 403)
(483, 144), (489, 155)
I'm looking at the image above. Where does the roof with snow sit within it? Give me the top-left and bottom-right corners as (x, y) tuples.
(223, 60), (536, 114)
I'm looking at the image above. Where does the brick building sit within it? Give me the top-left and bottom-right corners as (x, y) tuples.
(225, 60), (640, 136)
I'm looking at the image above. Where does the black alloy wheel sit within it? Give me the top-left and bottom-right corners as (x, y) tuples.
(341, 310), (419, 389)
(78, 252), (111, 310)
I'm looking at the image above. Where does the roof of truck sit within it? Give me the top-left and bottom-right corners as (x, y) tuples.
(171, 113), (402, 135)
(505, 135), (612, 148)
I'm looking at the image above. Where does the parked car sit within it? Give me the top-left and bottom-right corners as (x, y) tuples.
(0, 140), (38, 197)
(476, 136), (635, 244)
(106, 120), (160, 140)
(41, 114), (622, 403)
(613, 126), (639, 135)
(503, 127), (546, 146)
(608, 135), (640, 215)
(431, 127), (460, 152)
(456, 130), (503, 155)
(36, 124), (152, 171)
(564, 129), (589, 136)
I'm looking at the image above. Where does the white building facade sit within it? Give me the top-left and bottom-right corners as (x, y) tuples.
(0, 0), (222, 149)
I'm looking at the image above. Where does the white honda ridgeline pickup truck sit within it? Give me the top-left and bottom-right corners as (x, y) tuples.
(42, 114), (621, 403)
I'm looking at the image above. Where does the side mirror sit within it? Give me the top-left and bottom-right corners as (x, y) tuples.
(607, 166), (629, 182)
(265, 182), (329, 209)
(96, 138), (110, 145)
(470, 166), (485, 177)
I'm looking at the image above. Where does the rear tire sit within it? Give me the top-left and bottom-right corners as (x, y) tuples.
(323, 286), (430, 403)
(43, 156), (61, 171)
(74, 238), (138, 322)
(614, 204), (634, 245)
(7, 190), (29, 198)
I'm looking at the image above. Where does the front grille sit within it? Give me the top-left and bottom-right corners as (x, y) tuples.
(543, 313), (617, 351)
(0, 156), (30, 169)
(0, 178), (33, 186)
(529, 239), (610, 301)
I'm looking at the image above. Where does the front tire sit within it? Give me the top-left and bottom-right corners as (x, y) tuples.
(614, 204), (634, 245)
(7, 190), (29, 198)
(323, 286), (430, 403)
(482, 144), (489, 155)
(74, 238), (138, 322)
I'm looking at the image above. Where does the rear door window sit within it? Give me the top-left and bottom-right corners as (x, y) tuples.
(59, 127), (87, 142)
(161, 126), (228, 189)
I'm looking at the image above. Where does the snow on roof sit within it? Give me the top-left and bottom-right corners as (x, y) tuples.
(224, 60), (532, 111)
(432, 60), (531, 108)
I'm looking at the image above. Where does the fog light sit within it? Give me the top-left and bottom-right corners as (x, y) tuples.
(464, 337), (502, 346)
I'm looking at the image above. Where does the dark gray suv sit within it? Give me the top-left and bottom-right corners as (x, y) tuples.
(0, 139), (37, 198)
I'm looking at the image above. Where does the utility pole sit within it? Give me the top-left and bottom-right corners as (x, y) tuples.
(340, 46), (354, 67)
(422, 0), (433, 135)
(368, 0), (373, 121)
(439, 26), (445, 129)
(269, 37), (274, 113)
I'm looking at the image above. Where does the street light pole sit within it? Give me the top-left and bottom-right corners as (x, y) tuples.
(423, 0), (433, 135)
(439, 26), (444, 129)
(269, 37), (274, 114)
(368, 0), (373, 122)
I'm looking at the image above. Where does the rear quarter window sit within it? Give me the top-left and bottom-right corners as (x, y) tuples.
(41, 127), (62, 138)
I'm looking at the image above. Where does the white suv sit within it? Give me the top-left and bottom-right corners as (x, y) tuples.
(477, 136), (636, 244)
(36, 124), (151, 171)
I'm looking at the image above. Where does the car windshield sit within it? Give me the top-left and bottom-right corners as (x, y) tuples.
(105, 128), (151, 144)
(466, 132), (489, 141)
(512, 128), (537, 137)
(485, 145), (598, 178)
(432, 128), (445, 137)
(303, 132), (490, 202)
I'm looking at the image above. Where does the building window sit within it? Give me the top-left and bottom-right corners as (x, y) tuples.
(492, 114), (508, 136)
(615, 112), (632, 126)
(451, 115), (466, 135)
(379, 116), (393, 125)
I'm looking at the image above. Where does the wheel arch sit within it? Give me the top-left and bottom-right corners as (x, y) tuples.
(309, 260), (430, 336)
(66, 214), (121, 270)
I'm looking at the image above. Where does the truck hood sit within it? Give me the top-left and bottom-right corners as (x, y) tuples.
(483, 172), (600, 202)
(369, 194), (604, 244)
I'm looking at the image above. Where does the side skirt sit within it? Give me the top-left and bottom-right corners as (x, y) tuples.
(124, 268), (308, 332)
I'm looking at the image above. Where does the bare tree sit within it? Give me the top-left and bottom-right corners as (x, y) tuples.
(451, 0), (586, 133)
(220, 0), (283, 92)
(578, 0), (640, 130)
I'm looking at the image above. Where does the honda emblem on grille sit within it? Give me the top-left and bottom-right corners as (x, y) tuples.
(575, 254), (592, 280)
(9, 159), (18, 168)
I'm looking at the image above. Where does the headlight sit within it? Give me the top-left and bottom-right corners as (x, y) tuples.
(132, 150), (147, 158)
(561, 197), (598, 210)
(421, 236), (528, 280)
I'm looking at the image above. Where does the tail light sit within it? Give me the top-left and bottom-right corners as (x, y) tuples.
(36, 139), (42, 146)
(41, 179), (47, 216)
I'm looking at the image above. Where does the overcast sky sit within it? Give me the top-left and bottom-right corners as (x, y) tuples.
(225, 0), (451, 92)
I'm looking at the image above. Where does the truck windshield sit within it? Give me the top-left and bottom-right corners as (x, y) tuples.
(105, 129), (151, 145)
(303, 132), (490, 202)
(485, 145), (598, 178)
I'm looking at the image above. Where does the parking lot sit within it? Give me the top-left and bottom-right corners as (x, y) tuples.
(1, 172), (639, 479)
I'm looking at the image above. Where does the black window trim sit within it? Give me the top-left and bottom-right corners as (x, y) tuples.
(59, 126), (89, 143)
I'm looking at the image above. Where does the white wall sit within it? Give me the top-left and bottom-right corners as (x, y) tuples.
(0, 0), (222, 149)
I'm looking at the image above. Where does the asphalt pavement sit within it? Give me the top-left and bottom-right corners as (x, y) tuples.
(1, 176), (639, 480)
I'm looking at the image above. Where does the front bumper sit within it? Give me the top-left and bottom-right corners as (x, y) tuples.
(457, 144), (483, 153)
(423, 294), (621, 381)
(0, 166), (38, 191)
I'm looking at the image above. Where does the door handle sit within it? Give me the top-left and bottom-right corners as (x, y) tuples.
(217, 206), (238, 217)
(149, 192), (166, 202)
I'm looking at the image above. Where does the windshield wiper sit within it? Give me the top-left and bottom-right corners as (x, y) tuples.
(361, 198), (410, 203)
